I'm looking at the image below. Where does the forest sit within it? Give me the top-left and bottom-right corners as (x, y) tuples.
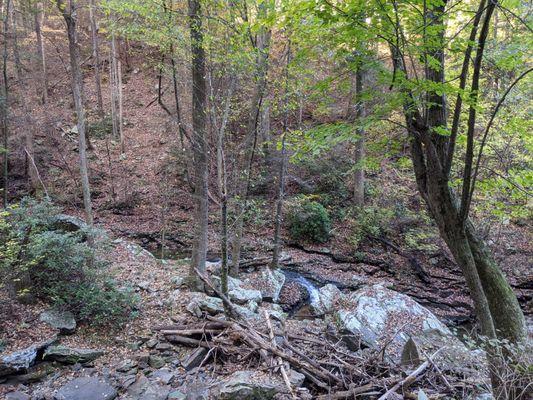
(0, 0), (531, 399)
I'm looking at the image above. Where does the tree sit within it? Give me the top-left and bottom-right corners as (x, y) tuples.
(187, 0), (209, 290)
(56, 0), (93, 226)
(33, 1), (48, 103)
(89, 0), (104, 117)
(1, 0), (10, 208)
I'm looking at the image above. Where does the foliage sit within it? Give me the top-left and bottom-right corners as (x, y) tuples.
(0, 198), (137, 325)
(286, 196), (331, 243)
(348, 205), (395, 248)
(87, 115), (114, 139)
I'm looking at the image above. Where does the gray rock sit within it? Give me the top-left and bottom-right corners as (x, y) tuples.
(171, 276), (186, 288)
(148, 355), (165, 369)
(401, 329), (486, 377)
(259, 269), (285, 302)
(146, 339), (158, 349)
(116, 359), (138, 373)
(228, 288), (262, 305)
(334, 284), (451, 359)
(54, 377), (117, 400)
(168, 390), (186, 400)
(127, 374), (170, 400)
(218, 370), (279, 400)
(6, 391), (30, 400)
(43, 345), (103, 364)
(53, 214), (87, 233)
(186, 293), (224, 316)
(310, 284), (343, 316)
(288, 370), (305, 387)
(258, 303), (287, 322)
(181, 347), (208, 371)
(150, 367), (174, 384)
(39, 310), (76, 334)
(0, 339), (55, 377)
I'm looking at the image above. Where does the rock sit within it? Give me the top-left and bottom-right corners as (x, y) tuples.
(171, 276), (186, 288)
(186, 293), (224, 316)
(217, 370), (279, 400)
(52, 214), (87, 233)
(310, 284), (343, 316)
(181, 347), (208, 371)
(0, 339), (55, 377)
(259, 269), (285, 302)
(168, 390), (186, 400)
(39, 310), (76, 334)
(401, 329), (486, 376)
(146, 339), (158, 349)
(258, 303), (287, 322)
(6, 391), (30, 400)
(288, 370), (305, 387)
(43, 345), (103, 364)
(54, 377), (117, 400)
(148, 355), (165, 369)
(228, 287), (262, 305)
(12, 362), (57, 383)
(127, 374), (170, 400)
(334, 284), (451, 359)
(116, 359), (138, 373)
(150, 367), (175, 384)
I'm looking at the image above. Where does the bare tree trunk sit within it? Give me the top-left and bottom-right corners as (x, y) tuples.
(231, 12), (271, 276)
(1, 0), (10, 208)
(34, 1), (48, 103)
(187, 0), (208, 290)
(8, 0), (21, 81)
(352, 65), (365, 206)
(57, 0), (93, 226)
(89, 0), (103, 117)
(271, 44), (290, 270)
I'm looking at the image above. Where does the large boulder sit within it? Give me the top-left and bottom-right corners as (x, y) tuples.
(43, 345), (103, 364)
(310, 284), (343, 316)
(126, 374), (170, 400)
(54, 377), (117, 400)
(39, 309), (76, 334)
(228, 287), (262, 305)
(186, 293), (224, 317)
(52, 214), (87, 233)
(0, 339), (56, 377)
(217, 370), (280, 400)
(258, 269), (286, 302)
(334, 284), (451, 359)
(401, 329), (486, 377)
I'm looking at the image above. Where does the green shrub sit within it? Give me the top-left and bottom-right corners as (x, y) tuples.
(287, 197), (331, 243)
(349, 205), (395, 247)
(87, 115), (113, 139)
(0, 198), (137, 325)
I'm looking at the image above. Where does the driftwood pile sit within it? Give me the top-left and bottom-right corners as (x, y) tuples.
(150, 272), (463, 399)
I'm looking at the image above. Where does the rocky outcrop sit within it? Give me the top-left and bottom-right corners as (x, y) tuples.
(54, 377), (117, 400)
(310, 284), (343, 316)
(0, 339), (56, 377)
(216, 370), (279, 400)
(43, 345), (103, 364)
(39, 309), (76, 334)
(259, 269), (285, 302)
(334, 284), (452, 359)
(401, 329), (486, 377)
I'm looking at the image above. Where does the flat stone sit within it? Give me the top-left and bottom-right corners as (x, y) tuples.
(39, 309), (76, 334)
(148, 355), (165, 369)
(43, 345), (103, 365)
(181, 347), (208, 371)
(54, 377), (117, 400)
(127, 374), (170, 400)
(116, 359), (138, 373)
(217, 370), (279, 400)
(150, 367), (174, 384)
(0, 339), (56, 377)
(6, 391), (31, 400)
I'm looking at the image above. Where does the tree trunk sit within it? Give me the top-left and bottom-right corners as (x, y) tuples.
(89, 0), (103, 117)
(59, 0), (93, 226)
(187, 0), (208, 290)
(231, 16), (271, 276)
(352, 65), (365, 206)
(34, 1), (48, 103)
(8, 0), (21, 82)
(1, 0), (10, 208)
